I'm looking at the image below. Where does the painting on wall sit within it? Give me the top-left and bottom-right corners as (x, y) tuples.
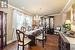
(73, 9), (75, 25)
(72, 3), (75, 25)
(73, 7), (75, 20)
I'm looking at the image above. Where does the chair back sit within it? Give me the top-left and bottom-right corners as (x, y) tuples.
(16, 29), (25, 43)
(28, 26), (32, 31)
(42, 30), (46, 39)
(56, 26), (61, 31)
(36, 30), (41, 36)
(20, 26), (26, 33)
(40, 29), (46, 39)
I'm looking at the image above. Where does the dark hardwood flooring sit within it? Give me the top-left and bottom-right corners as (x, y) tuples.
(3, 34), (59, 50)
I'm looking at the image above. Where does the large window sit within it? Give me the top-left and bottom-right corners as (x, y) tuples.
(12, 10), (32, 41)
(13, 10), (32, 29)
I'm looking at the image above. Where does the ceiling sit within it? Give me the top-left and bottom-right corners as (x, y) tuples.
(73, 0), (75, 4)
(9, 0), (68, 16)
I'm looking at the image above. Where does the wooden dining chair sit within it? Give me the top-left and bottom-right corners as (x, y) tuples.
(35, 30), (47, 48)
(20, 26), (26, 33)
(16, 29), (31, 50)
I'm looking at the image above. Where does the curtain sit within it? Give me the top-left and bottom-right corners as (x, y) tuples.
(12, 10), (25, 41)
(12, 10), (32, 41)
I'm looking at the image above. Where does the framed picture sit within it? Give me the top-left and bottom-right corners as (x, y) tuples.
(73, 9), (75, 25)
(73, 10), (75, 21)
(72, 3), (75, 25)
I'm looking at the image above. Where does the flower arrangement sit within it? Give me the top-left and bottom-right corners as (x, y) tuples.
(63, 24), (71, 31)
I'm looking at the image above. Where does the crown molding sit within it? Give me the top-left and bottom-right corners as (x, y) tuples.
(48, 13), (61, 16)
(61, 0), (72, 14)
(8, 4), (33, 16)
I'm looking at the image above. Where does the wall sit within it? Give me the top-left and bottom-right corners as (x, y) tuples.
(61, 2), (75, 32)
(7, 6), (13, 43)
(61, 13), (67, 24)
(7, 6), (33, 44)
(66, 10), (71, 20)
(0, 6), (13, 44)
(54, 15), (63, 28)
(71, 4), (75, 31)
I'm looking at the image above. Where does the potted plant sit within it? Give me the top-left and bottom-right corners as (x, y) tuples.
(63, 23), (71, 34)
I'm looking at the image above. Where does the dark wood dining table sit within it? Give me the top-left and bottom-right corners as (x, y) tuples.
(25, 28), (43, 46)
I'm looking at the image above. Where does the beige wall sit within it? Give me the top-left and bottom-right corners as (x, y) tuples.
(54, 15), (62, 28)
(0, 6), (13, 43)
(7, 6), (13, 42)
(71, 5), (75, 31)
(61, 3), (75, 32)
(7, 6), (32, 43)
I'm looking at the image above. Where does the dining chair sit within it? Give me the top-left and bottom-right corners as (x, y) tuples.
(35, 29), (47, 48)
(20, 26), (26, 33)
(54, 26), (61, 34)
(20, 26), (36, 46)
(16, 29), (31, 50)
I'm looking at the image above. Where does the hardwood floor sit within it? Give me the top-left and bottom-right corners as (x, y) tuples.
(3, 34), (59, 50)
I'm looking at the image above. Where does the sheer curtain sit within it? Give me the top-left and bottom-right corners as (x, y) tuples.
(12, 10), (32, 41)
(12, 10), (25, 41)
(25, 16), (32, 27)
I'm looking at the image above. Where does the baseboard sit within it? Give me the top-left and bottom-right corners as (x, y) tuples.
(7, 40), (17, 44)
(7, 40), (13, 44)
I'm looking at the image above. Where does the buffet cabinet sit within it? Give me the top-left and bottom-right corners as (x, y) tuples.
(59, 34), (70, 50)
(0, 11), (7, 49)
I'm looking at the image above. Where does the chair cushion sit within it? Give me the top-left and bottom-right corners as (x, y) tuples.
(36, 34), (45, 40)
(18, 38), (31, 45)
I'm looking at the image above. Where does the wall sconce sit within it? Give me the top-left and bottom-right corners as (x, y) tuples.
(0, 0), (8, 8)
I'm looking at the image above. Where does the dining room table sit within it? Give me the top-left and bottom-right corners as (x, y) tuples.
(24, 27), (43, 46)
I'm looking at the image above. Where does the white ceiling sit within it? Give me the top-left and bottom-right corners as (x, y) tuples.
(73, 0), (75, 4)
(9, 0), (68, 16)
